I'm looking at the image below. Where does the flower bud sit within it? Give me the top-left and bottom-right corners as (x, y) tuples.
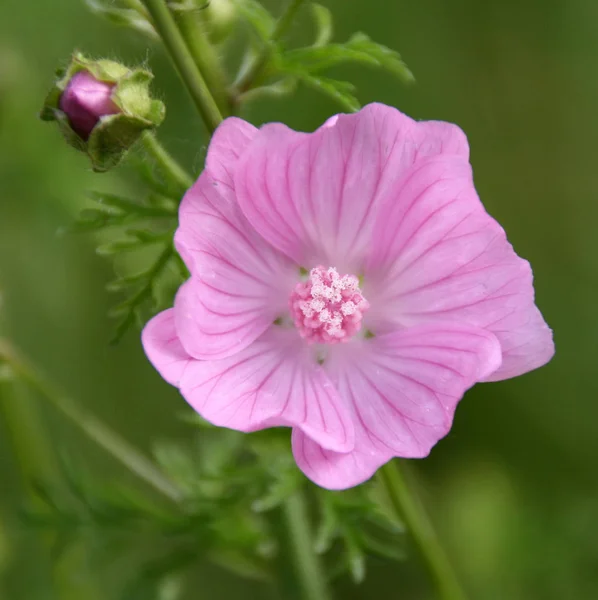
(169, 0), (237, 44)
(59, 70), (119, 139)
(41, 53), (165, 172)
(201, 0), (237, 44)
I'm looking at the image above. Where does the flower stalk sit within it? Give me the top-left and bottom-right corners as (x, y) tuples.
(141, 0), (223, 133)
(140, 130), (194, 192)
(282, 491), (333, 600)
(170, 3), (231, 115)
(0, 339), (182, 503)
(378, 460), (468, 600)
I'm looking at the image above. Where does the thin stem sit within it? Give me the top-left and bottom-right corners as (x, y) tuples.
(235, 0), (306, 94)
(140, 131), (193, 192)
(282, 491), (333, 600)
(171, 5), (231, 114)
(378, 460), (468, 600)
(141, 0), (223, 133)
(0, 340), (183, 504)
(0, 378), (59, 488)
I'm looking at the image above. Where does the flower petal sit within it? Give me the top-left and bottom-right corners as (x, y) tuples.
(413, 119), (469, 160)
(178, 327), (354, 452)
(141, 309), (192, 386)
(292, 323), (501, 489)
(366, 154), (554, 380)
(206, 117), (258, 189)
(174, 173), (296, 360)
(234, 103), (467, 270)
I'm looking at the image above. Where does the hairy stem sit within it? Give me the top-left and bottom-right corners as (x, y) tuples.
(141, 0), (223, 133)
(235, 0), (306, 94)
(0, 340), (182, 503)
(172, 5), (231, 115)
(378, 460), (468, 600)
(140, 131), (193, 192)
(282, 491), (333, 600)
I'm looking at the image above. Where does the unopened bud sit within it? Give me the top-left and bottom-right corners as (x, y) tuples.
(41, 53), (165, 172)
(59, 70), (119, 139)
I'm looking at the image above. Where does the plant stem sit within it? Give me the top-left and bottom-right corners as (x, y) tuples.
(282, 491), (332, 600)
(0, 339), (183, 504)
(140, 131), (193, 192)
(141, 0), (223, 133)
(235, 0), (306, 94)
(378, 460), (468, 600)
(0, 378), (59, 489)
(171, 5), (231, 115)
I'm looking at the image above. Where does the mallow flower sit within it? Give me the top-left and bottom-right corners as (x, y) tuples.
(142, 104), (554, 490)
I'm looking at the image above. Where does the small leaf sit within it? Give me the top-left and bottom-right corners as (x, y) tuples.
(96, 239), (143, 256)
(298, 74), (360, 112)
(310, 3), (333, 47)
(283, 33), (413, 84)
(346, 537), (366, 584)
(106, 271), (151, 292)
(85, 0), (157, 38)
(239, 77), (298, 104)
(89, 191), (176, 218)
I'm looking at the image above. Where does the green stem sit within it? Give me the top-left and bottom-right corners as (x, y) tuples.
(141, 0), (223, 133)
(140, 131), (193, 192)
(171, 5), (231, 115)
(0, 377), (104, 600)
(378, 460), (468, 600)
(0, 378), (59, 489)
(282, 491), (332, 600)
(0, 340), (183, 504)
(235, 0), (306, 94)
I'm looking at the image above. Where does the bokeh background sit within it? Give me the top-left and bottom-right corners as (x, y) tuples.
(1, 0), (597, 598)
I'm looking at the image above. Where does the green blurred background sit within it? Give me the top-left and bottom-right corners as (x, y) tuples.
(1, 0), (597, 598)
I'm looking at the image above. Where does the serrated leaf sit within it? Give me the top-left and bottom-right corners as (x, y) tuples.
(96, 239), (144, 256)
(239, 77), (298, 103)
(311, 3), (333, 47)
(283, 32), (414, 83)
(106, 271), (151, 292)
(89, 191), (176, 218)
(298, 73), (360, 112)
(85, 0), (157, 39)
(125, 228), (172, 243)
(109, 244), (173, 343)
(234, 0), (275, 41)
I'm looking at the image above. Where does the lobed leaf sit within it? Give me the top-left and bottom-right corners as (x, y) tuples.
(283, 32), (414, 83)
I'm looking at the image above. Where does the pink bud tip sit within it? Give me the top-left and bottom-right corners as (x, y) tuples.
(59, 70), (119, 140)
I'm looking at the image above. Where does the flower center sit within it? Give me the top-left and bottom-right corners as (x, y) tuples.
(289, 266), (369, 344)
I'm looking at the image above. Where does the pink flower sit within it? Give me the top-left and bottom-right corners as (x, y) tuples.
(60, 70), (119, 139)
(142, 104), (554, 490)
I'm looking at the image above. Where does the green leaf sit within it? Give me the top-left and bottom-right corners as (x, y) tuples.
(62, 208), (132, 233)
(106, 271), (152, 292)
(234, 0), (275, 41)
(85, 0), (157, 39)
(310, 3), (333, 47)
(283, 32), (414, 83)
(89, 191), (176, 218)
(239, 77), (298, 104)
(297, 73), (360, 112)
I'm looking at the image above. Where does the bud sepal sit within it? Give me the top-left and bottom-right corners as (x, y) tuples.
(41, 53), (165, 172)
